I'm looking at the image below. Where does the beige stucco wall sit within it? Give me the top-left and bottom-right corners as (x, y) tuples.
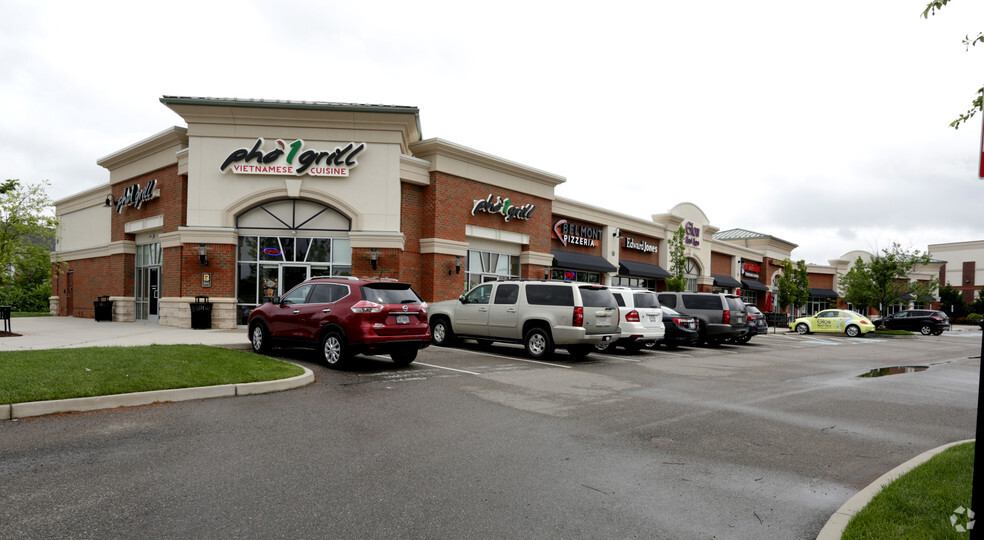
(185, 135), (405, 233)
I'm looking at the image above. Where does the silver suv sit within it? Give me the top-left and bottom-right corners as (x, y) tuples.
(428, 280), (620, 360)
(656, 292), (747, 346)
(595, 287), (665, 353)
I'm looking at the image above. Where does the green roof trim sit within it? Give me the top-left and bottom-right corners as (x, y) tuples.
(159, 96), (422, 138)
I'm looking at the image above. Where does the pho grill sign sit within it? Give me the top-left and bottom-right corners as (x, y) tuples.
(220, 138), (366, 177)
(471, 194), (535, 222)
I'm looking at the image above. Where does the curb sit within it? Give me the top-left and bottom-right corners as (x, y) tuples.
(1, 364), (314, 421)
(815, 438), (974, 539)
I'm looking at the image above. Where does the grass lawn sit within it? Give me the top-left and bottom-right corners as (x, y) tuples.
(842, 441), (974, 539)
(0, 345), (305, 404)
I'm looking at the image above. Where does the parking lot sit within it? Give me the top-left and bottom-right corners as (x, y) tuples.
(2, 329), (980, 539)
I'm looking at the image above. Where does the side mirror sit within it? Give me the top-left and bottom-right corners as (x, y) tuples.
(458, 295), (466, 304)
(272, 296), (281, 305)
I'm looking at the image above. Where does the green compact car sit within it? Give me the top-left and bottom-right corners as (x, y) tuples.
(791, 309), (875, 337)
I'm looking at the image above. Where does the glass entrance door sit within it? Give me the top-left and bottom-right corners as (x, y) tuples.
(258, 264), (310, 303)
(282, 265), (309, 294)
(135, 243), (162, 322)
(136, 266), (161, 322)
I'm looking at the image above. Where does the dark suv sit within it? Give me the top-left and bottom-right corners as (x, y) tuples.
(656, 292), (748, 346)
(247, 276), (430, 368)
(874, 309), (950, 335)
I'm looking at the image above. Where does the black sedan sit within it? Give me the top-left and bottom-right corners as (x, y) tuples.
(874, 309), (950, 335)
(730, 304), (768, 344)
(649, 306), (699, 349)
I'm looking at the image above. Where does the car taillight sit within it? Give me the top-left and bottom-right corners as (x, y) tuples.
(351, 300), (384, 313)
(625, 310), (640, 322)
(723, 309), (730, 324)
(573, 306), (584, 327)
(931, 316), (943, 321)
(747, 313), (756, 321)
(420, 302), (429, 315)
(672, 317), (688, 325)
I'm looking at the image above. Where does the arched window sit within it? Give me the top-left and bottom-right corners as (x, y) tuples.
(685, 258), (700, 292)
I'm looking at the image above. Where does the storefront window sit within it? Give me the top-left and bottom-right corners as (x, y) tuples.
(237, 235), (352, 324)
(550, 268), (600, 284)
(611, 275), (655, 290)
(465, 250), (519, 289)
(807, 296), (831, 315)
(685, 258), (700, 292)
(740, 290), (757, 305)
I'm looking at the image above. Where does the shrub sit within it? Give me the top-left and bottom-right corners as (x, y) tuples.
(968, 313), (983, 324)
(0, 283), (51, 312)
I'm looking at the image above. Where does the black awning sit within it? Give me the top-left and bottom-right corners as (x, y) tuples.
(741, 279), (769, 292)
(551, 249), (618, 273)
(919, 295), (937, 302)
(810, 288), (838, 299)
(898, 293), (916, 301)
(618, 259), (671, 279)
(712, 274), (742, 288)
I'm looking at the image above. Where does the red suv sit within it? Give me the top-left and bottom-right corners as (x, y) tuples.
(247, 277), (430, 368)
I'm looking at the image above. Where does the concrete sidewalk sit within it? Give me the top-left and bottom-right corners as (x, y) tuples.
(0, 316), (250, 351)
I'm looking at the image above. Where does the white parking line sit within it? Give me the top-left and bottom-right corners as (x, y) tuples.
(651, 350), (694, 358)
(451, 348), (574, 368)
(414, 362), (481, 375)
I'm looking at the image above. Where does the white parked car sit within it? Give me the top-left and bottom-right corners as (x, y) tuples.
(595, 286), (665, 353)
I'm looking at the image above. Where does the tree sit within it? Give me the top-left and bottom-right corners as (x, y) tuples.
(938, 283), (966, 317)
(922, 0), (983, 129)
(775, 259), (810, 317)
(838, 243), (939, 317)
(664, 225), (687, 292)
(970, 285), (984, 315)
(0, 180), (57, 307)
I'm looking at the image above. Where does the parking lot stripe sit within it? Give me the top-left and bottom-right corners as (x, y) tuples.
(453, 348), (573, 368)
(414, 362), (481, 375)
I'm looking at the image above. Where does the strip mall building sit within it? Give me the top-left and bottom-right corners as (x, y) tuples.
(50, 97), (937, 329)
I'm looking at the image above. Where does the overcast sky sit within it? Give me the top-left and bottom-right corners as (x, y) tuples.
(2, 0), (982, 265)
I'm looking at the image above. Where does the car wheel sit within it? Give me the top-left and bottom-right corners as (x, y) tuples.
(795, 323), (809, 335)
(920, 325), (933, 336)
(321, 331), (349, 368)
(249, 321), (270, 354)
(738, 334), (752, 344)
(390, 348), (417, 366)
(594, 341), (613, 352)
(623, 341), (645, 354)
(933, 329), (944, 336)
(845, 325), (861, 338)
(567, 344), (592, 360)
(430, 318), (455, 347)
(524, 327), (554, 359)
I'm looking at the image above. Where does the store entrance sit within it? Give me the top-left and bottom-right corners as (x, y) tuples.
(135, 243), (162, 323)
(136, 266), (160, 322)
(282, 265), (309, 294)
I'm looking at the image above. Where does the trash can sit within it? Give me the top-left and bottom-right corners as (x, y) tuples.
(190, 295), (213, 329)
(94, 295), (113, 322)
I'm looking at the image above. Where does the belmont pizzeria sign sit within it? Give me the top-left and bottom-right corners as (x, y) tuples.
(220, 138), (366, 176)
(553, 219), (602, 247)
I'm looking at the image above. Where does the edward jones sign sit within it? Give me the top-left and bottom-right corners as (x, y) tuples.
(220, 138), (366, 176)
